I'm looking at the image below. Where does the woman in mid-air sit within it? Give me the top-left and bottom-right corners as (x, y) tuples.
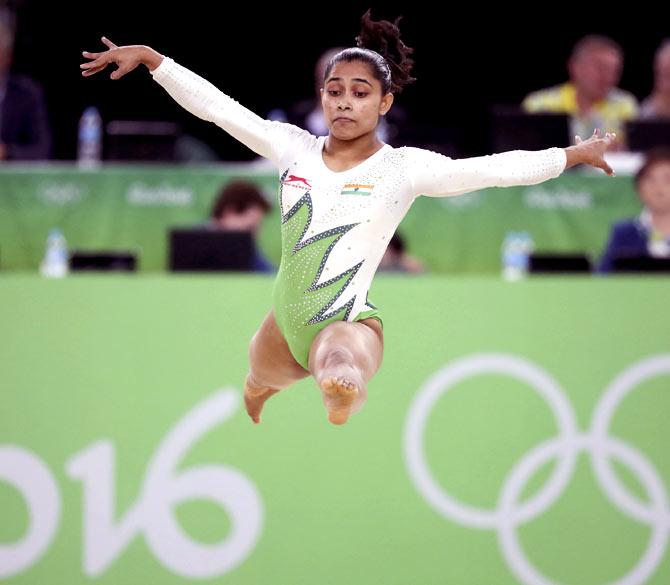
(81, 10), (616, 426)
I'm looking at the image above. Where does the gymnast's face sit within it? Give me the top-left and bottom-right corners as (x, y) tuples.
(638, 161), (670, 215)
(320, 60), (393, 140)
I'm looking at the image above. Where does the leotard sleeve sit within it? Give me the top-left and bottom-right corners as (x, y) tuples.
(150, 56), (314, 167)
(405, 146), (567, 198)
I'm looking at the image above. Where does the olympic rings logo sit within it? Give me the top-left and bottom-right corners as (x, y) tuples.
(404, 353), (670, 585)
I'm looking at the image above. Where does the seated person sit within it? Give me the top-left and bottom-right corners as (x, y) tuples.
(0, 17), (51, 161)
(208, 180), (275, 273)
(522, 35), (638, 149)
(639, 39), (670, 120)
(378, 231), (425, 273)
(597, 148), (670, 272)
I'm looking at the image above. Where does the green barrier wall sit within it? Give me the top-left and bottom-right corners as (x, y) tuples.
(0, 165), (641, 273)
(1, 275), (668, 584)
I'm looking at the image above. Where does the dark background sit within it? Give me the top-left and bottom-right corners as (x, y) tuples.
(6, 0), (668, 159)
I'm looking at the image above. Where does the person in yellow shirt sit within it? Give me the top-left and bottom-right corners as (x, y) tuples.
(522, 35), (638, 149)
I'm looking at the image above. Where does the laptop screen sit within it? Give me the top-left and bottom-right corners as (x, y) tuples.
(625, 120), (670, 152)
(491, 106), (570, 153)
(529, 253), (592, 274)
(611, 255), (670, 273)
(168, 229), (255, 272)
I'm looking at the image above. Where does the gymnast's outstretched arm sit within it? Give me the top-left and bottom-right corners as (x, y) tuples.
(80, 37), (312, 167)
(407, 129), (616, 198)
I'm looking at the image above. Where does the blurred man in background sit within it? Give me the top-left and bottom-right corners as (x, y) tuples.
(0, 14), (51, 161)
(522, 35), (638, 149)
(640, 39), (670, 120)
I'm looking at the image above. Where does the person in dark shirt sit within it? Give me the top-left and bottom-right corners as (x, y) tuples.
(0, 18), (51, 161)
(208, 180), (276, 273)
(597, 148), (670, 272)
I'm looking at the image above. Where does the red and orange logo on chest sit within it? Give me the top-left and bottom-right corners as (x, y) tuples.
(282, 175), (312, 191)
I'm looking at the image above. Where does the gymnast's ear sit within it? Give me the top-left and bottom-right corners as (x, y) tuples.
(379, 92), (394, 116)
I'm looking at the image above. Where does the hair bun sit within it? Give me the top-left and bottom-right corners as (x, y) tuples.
(355, 9), (416, 94)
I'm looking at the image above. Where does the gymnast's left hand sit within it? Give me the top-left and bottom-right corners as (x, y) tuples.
(564, 129), (617, 176)
(80, 36), (163, 79)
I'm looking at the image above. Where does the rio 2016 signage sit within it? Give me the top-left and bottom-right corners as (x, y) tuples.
(3, 353), (669, 584)
(0, 391), (263, 580)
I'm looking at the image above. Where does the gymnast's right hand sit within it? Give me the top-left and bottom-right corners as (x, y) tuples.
(80, 36), (163, 79)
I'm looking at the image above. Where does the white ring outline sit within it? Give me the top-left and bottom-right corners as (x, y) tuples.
(591, 355), (670, 526)
(404, 353), (670, 585)
(498, 435), (669, 585)
(404, 354), (579, 529)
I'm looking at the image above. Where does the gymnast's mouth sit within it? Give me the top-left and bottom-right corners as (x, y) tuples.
(334, 117), (355, 123)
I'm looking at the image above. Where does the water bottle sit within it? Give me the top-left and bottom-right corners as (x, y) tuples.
(501, 231), (534, 281)
(40, 229), (69, 278)
(77, 106), (102, 168)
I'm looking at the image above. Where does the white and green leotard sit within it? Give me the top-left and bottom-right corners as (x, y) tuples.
(151, 57), (567, 369)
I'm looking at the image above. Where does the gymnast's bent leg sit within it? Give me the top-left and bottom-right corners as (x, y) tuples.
(307, 318), (384, 425)
(244, 310), (310, 424)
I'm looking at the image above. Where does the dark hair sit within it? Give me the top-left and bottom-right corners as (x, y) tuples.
(389, 231), (406, 254)
(210, 180), (271, 219)
(634, 147), (670, 188)
(323, 9), (416, 95)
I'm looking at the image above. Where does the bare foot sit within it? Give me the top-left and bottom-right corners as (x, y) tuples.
(320, 376), (359, 425)
(244, 375), (279, 424)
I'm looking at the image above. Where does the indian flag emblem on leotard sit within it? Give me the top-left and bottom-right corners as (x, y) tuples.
(341, 183), (373, 196)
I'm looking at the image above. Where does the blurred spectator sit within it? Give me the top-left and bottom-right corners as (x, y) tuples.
(207, 180), (275, 273)
(272, 47), (407, 145)
(597, 148), (670, 272)
(0, 16), (51, 161)
(522, 35), (638, 149)
(378, 231), (425, 273)
(640, 39), (670, 120)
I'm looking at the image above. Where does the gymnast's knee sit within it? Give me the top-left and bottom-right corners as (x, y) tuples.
(245, 370), (283, 392)
(324, 346), (355, 366)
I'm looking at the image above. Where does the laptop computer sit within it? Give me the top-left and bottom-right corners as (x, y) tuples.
(105, 120), (179, 162)
(529, 253), (592, 274)
(611, 255), (670, 273)
(625, 120), (670, 152)
(168, 228), (255, 272)
(490, 106), (571, 152)
(69, 251), (137, 272)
